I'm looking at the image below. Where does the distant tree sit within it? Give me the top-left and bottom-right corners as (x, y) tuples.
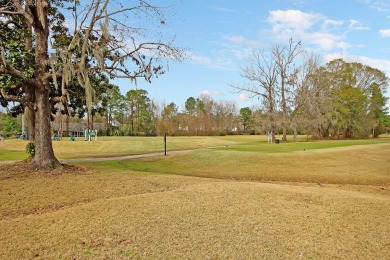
(100, 85), (123, 133)
(184, 97), (197, 115)
(125, 89), (155, 135)
(326, 59), (388, 138)
(214, 100), (237, 133)
(367, 83), (388, 137)
(294, 54), (331, 139)
(273, 38), (303, 141)
(383, 114), (390, 134)
(231, 50), (278, 141)
(239, 107), (253, 132)
(159, 102), (178, 135)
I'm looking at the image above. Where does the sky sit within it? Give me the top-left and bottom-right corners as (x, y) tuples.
(115, 0), (390, 110)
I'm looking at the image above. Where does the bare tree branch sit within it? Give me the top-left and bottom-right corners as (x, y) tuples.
(1, 88), (24, 103)
(0, 57), (24, 78)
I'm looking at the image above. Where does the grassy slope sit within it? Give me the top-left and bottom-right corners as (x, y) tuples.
(92, 141), (390, 185)
(0, 136), (389, 259)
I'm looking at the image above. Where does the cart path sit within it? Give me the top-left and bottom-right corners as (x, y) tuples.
(0, 149), (198, 165)
(59, 149), (194, 163)
(1, 144), (238, 165)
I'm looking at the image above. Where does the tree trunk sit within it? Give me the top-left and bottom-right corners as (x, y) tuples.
(282, 126), (287, 142)
(87, 112), (90, 130)
(293, 127), (297, 142)
(281, 76), (287, 142)
(66, 115), (69, 137)
(91, 113), (94, 130)
(33, 86), (60, 169)
(32, 1), (61, 170)
(25, 105), (35, 141)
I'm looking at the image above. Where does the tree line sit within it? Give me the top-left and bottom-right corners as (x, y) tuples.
(0, 1), (388, 170)
(62, 40), (389, 139)
(50, 89), (242, 137)
(232, 39), (389, 141)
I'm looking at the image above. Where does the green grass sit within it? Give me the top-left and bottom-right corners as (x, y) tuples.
(1, 135), (389, 161)
(88, 140), (390, 185)
(0, 150), (27, 161)
(214, 138), (386, 153)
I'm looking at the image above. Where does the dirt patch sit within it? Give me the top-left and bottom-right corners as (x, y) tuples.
(0, 160), (87, 177)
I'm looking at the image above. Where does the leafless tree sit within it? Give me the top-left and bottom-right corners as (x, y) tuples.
(291, 53), (322, 140)
(231, 50), (278, 140)
(273, 38), (304, 141)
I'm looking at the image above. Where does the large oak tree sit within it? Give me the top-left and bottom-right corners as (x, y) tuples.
(0, 0), (183, 169)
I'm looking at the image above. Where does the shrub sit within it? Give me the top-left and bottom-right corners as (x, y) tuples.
(25, 142), (35, 158)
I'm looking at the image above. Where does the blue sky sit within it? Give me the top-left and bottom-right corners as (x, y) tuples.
(116, 0), (390, 110)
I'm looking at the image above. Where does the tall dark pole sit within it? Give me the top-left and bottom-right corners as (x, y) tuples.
(164, 133), (167, 156)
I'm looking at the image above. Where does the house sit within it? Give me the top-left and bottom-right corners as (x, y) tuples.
(51, 122), (105, 137)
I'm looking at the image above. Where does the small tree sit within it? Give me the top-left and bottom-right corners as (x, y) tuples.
(239, 107), (253, 132)
(2, 114), (20, 137)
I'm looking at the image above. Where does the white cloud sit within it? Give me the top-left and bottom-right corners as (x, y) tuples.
(379, 29), (390, 37)
(228, 35), (263, 48)
(267, 10), (321, 34)
(188, 51), (237, 71)
(267, 9), (368, 53)
(323, 19), (344, 27)
(200, 90), (223, 97)
(348, 19), (369, 30)
(210, 6), (237, 13)
(355, 0), (390, 11)
(306, 32), (343, 50)
(230, 36), (247, 44)
(239, 93), (250, 101)
(191, 54), (212, 65)
(324, 53), (348, 62)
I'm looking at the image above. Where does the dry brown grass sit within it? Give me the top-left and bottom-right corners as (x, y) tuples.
(0, 165), (389, 258)
(0, 140), (389, 259)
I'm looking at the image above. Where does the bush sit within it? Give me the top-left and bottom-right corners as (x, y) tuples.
(98, 129), (107, 136)
(25, 142), (35, 158)
(2, 115), (20, 137)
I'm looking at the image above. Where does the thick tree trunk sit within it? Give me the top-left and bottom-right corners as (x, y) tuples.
(25, 105), (35, 141)
(33, 87), (60, 169)
(32, 0), (61, 170)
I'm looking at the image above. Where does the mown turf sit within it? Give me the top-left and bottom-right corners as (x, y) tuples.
(0, 136), (389, 259)
(90, 142), (390, 185)
(216, 138), (386, 153)
(0, 150), (27, 161)
(0, 167), (389, 259)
